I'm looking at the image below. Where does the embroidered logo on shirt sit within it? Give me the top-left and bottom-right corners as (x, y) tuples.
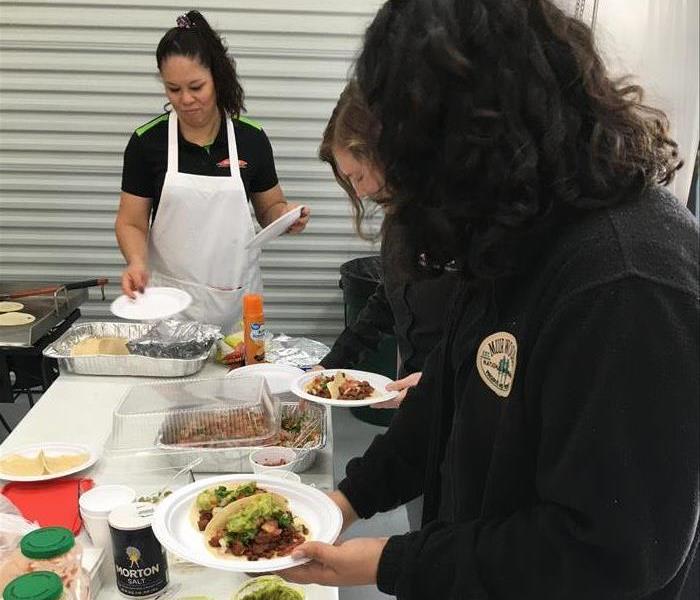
(476, 332), (517, 398)
(216, 158), (247, 168)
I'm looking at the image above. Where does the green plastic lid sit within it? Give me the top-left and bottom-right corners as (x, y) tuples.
(3, 572), (63, 600)
(20, 527), (75, 559)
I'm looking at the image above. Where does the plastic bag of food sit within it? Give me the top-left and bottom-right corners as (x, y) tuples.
(127, 320), (221, 359)
(0, 496), (38, 589)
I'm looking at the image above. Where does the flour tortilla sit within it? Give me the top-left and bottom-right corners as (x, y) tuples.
(189, 483), (276, 531)
(0, 451), (46, 476)
(326, 372), (347, 400)
(203, 492), (290, 555)
(0, 312), (35, 326)
(43, 452), (89, 474)
(0, 302), (24, 313)
(0, 450), (88, 476)
(71, 337), (129, 356)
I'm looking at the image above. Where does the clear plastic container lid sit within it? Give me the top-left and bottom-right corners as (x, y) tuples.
(104, 376), (279, 457)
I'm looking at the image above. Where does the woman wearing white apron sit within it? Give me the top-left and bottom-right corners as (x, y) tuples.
(115, 11), (309, 331)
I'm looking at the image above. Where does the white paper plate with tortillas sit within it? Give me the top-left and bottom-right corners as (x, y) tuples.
(0, 442), (98, 482)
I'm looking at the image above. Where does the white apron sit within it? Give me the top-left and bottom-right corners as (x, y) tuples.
(148, 112), (262, 332)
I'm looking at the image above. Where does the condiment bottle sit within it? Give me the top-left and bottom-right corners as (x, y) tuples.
(243, 294), (266, 365)
(3, 571), (75, 600)
(108, 503), (169, 598)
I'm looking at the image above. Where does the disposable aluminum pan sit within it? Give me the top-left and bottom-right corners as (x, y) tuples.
(43, 322), (213, 377)
(156, 402), (327, 473)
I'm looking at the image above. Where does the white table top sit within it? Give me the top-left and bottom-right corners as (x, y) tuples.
(0, 360), (338, 600)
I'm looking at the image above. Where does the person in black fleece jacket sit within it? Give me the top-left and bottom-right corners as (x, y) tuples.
(280, 1), (700, 598)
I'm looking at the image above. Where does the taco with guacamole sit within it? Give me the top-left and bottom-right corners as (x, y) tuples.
(191, 481), (270, 531)
(204, 492), (308, 561)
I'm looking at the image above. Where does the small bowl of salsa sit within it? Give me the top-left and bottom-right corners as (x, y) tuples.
(249, 446), (299, 474)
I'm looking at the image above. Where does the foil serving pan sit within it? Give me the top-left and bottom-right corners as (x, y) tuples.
(43, 321), (212, 377)
(156, 402), (327, 473)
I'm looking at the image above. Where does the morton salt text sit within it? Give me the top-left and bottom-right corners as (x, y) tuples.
(116, 563), (161, 581)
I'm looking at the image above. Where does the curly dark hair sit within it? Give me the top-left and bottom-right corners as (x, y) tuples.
(156, 10), (245, 117)
(355, 0), (682, 277)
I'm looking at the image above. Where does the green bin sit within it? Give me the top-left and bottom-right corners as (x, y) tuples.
(339, 257), (397, 427)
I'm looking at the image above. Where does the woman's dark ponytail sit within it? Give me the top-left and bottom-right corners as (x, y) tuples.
(156, 10), (245, 117)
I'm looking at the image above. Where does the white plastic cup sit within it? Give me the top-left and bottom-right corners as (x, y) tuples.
(79, 485), (136, 550)
(249, 447), (298, 474)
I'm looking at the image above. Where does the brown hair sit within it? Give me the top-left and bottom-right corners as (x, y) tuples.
(319, 81), (384, 239)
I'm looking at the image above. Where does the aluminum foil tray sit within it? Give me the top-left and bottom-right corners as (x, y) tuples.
(157, 402), (327, 473)
(43, 322), (213, 377)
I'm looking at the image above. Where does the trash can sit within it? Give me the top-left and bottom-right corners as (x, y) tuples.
(339, 257), (397, 427)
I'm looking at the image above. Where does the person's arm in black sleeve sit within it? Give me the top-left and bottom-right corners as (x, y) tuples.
(321, 282), (395, 369)
(374, 278), (699, 599)
(337, 340), (447, 517)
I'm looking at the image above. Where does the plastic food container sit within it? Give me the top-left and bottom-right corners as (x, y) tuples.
(103, 376), (326, 473)
(157, 401), (326, 473)
(3, 571), (75, 600)
(104, 376), (280, 458)
(19, 529), (87, 593)
(4, 529), (90, 600)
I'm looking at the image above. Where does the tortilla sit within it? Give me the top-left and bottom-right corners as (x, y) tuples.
(0, 302), (24, 313)
(0, 450), (89, 477)
(203, 492), (292, 559)
(0, 451), (45, 476)
(43, 452), (89, 474)
(326, 372), (347, 400)
(71, 337), (129, 356)
(202, 491), (289, 536)
(0, 312), (35, 326)
(190, 482), (275, 532)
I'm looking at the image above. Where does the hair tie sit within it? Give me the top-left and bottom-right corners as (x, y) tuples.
(176, 14), (192, 29)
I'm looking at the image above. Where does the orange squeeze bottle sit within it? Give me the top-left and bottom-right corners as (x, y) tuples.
(243, 294), (266, 365)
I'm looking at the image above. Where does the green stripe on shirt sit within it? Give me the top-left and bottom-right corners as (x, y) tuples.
(237, 115), (263, 130)
(136, 113), (169, 136)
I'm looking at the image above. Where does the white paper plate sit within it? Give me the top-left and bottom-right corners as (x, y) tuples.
(245, 206), (304, 250)
(110, 286), (192, 320)
(290, 369), (398, 408)
(226, 363), (304, 395)
(151, 473), (342, 573)
(0, 442), (98, 482)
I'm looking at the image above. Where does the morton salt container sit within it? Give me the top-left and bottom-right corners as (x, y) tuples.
(108, 503), (168, 598)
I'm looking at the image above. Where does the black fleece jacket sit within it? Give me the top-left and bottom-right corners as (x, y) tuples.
(338, 188), (700, 599)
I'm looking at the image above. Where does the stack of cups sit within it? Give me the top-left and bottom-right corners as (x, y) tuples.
(79, 485), (136, 582)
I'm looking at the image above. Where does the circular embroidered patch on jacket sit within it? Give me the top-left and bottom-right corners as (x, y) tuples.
(476, 332), (517, 398)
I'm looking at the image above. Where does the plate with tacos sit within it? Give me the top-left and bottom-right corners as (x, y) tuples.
(151, 474), (342, 572)
(290, 369), (397, 407)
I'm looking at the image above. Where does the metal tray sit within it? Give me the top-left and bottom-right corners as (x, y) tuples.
(43, 321), (212, 377)
(156, 402), (327, 473)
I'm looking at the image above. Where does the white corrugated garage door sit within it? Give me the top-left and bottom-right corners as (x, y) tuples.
(0, 0), (384, 345)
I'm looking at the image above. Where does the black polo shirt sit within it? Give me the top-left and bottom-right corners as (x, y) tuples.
(121, 112), (279, 218)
